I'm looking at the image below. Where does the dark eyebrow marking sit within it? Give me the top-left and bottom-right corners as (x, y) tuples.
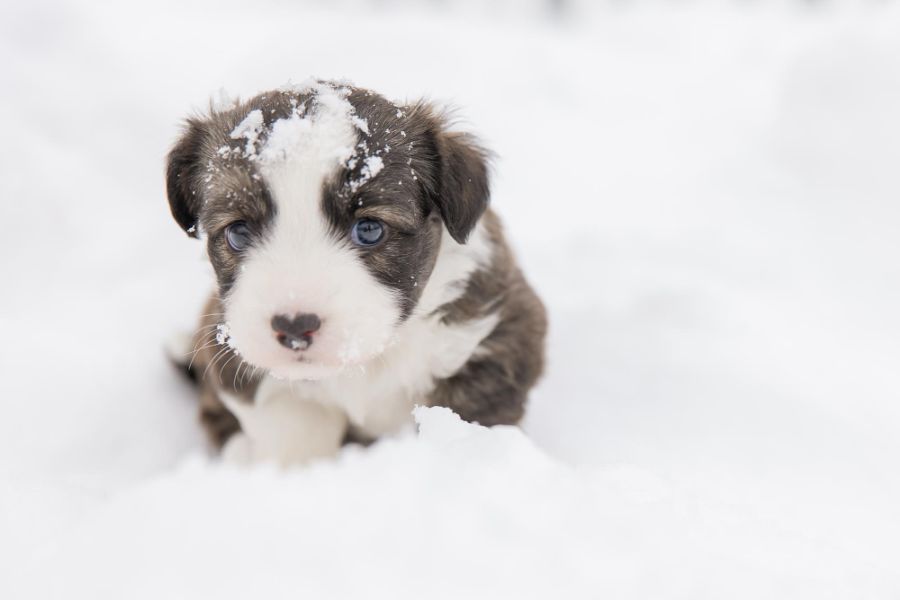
(354, 202), (420, 231)
(201, 172), (275, 235)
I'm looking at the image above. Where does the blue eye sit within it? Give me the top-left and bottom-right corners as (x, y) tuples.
(351, 218), (385, 246)
(225, 221), (253, 252)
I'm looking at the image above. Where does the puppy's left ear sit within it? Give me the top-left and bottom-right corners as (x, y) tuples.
(430, 124), (491, 244)
(166, 119), (207, 238)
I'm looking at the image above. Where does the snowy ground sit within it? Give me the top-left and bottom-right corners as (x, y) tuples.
(2, 1), (900, 597)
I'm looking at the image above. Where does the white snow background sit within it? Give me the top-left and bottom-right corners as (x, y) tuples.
(2, 1), (899, 597)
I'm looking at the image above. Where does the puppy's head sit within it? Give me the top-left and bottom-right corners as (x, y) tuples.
(166, 81), (490, 380)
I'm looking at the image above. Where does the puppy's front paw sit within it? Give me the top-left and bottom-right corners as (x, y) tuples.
(221, 432), (253, 465)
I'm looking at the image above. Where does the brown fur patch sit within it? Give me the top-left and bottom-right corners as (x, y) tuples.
(427, 210), (548, 425)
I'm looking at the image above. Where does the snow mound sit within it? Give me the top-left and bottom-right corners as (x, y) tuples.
(8, 407), (888, 599)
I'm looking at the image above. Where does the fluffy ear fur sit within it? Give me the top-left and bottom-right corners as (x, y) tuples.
(166, 119), (207, 238)
(427, 117), (491, 244)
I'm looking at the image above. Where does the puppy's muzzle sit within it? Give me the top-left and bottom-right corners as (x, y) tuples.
(271, 313), (321, 351)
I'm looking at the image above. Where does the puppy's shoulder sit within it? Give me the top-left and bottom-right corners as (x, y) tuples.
(429, 209), (548, 426)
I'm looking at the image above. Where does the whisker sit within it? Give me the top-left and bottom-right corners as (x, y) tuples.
(188, 336), (217, 354)
(233, 360), (246, 390)
(233, 361), (241, 389)
(217, 354), (239, 387)
(187, 332), (219, 370)
(239, 362), (257, 388)
(190, 328), (217, 346)
(202, 347), (231, 381)
(186, 341), (220, 368)
(246, 365), (261, 388)
(195, 312), (226, 319)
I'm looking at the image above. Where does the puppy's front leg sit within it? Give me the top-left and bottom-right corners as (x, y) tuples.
(219, 378), (347, 467)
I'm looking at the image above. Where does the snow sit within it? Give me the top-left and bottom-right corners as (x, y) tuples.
(229, 108), (265, 156)
(227, 79), (384, 192)
(361, 154), (385, 180)
(2, 1), (900, 598)
(214, 322), (238, 352)
(232, 82), (363, 169)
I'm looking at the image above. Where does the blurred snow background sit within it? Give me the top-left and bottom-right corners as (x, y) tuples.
(1, 0), (899, 597)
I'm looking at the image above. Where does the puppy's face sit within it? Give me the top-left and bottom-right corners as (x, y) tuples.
(167, 82), (489, 380)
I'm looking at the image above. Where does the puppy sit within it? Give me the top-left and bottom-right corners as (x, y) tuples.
(166, 80), (546, 464)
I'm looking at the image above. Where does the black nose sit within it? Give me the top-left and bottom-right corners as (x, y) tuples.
(271, 313), (321, 351)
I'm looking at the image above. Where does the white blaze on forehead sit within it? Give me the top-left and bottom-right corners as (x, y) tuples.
(254, 83), (360, 245)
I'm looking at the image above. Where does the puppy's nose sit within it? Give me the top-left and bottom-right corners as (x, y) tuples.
(271, 313), (321, 351)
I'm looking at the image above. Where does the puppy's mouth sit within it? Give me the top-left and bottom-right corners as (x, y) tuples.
(266, 356), (347, 383)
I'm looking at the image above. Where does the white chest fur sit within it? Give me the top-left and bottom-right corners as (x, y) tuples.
(220, 223), (497, 465)
(221, 310), (498, 466)
(299, 308), (498, 436)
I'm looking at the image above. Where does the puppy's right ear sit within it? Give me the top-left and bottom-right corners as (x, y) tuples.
(166, 119), (207, 238)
